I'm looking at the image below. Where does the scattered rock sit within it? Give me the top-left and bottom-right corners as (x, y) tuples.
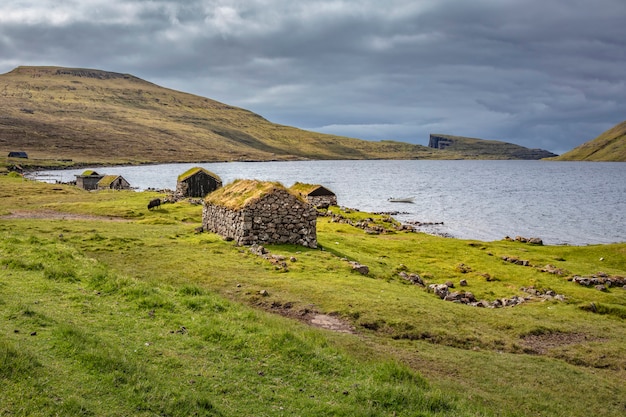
(501, 256), (531, 267)
(259, 289), (269, 296)
(541, 264), (566, 275)
(349, 262), (369, 275)
(398, 271), (424, 286)
(571, 274), (625, 288)
(456, 263), (472, 273)
(512, 235), (543, 245)
(459, 279), (468, 287)
(250, 245), (268, 256)
(428, 284), (566, 308)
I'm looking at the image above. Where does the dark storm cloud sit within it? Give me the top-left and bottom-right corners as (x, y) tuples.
(1, 0), (625, 153)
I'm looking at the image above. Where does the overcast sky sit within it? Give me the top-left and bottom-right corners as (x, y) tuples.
(1, 0), (625, 154)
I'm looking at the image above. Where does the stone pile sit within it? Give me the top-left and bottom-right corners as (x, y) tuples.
(427, 283), (566, 308)
(326, 212), (389, 234)
(501, 256), (531, 266)
(249, 244), (298, 271)
(398, 271), (424, 286)
(349, 261), (369, 275)
(571, 273), (626, 291)
(540, 264), (567, 275)
(503, 235), (543, 245)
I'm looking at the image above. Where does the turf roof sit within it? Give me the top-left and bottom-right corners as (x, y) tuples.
(80, 170), (100, 176)
(177, 167), (221, 182)
(97, 175), (122, 187)
(204, 179), (304, 210)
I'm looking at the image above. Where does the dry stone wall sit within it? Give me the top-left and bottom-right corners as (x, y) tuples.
(203, 189), (317, 248)
(306, 195), (337, 208)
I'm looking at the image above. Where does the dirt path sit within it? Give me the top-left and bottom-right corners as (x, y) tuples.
(0, 210), (130, 222)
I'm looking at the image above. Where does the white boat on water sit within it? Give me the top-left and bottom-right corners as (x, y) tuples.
(387, 196), (415, 203)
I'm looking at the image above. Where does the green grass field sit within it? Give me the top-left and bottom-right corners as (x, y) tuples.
(1, 174), (625, 416)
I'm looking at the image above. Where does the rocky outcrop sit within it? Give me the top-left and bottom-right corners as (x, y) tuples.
(428, 133), (557, 159)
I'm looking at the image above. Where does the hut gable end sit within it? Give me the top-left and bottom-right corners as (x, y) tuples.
(75, 170), (104, 190)
(97, 175), (130, 190)
(203, 180), (317, 248)
(289, 182), (337, 208)
(176, 167), (222, 198)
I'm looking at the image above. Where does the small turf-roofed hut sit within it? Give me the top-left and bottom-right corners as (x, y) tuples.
(176, 167), (222, 198)
(75, 170), (104, 190)
(97, 175), (130, 190)
(290, 182), (337, 208)
(202, 179), (317, 248)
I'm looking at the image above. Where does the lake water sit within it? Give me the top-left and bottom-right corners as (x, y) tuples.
(31, 160), (626, 246)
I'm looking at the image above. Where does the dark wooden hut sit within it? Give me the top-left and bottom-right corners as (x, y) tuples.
(75, 170), (104, 190)
(290, 182), (337, 208)
(202, 180), (317, 248)
(7, 151), (28, 158)
(176, 167), (222, 198)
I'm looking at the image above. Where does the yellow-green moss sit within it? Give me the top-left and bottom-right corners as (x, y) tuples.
(177, 167), (221, 182)
(97, 175), (119, 187)
(205, 179), (304, 210)
(289, 182), (321, 195)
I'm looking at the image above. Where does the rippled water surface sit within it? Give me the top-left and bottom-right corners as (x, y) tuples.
(32, 160), (626, 245)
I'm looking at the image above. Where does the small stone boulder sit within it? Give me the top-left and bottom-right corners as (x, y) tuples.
(350, 262), (369, 275)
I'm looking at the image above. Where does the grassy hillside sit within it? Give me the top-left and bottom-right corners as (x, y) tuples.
(428, 134), (558, 159)
(1, 174), (625, 416)
(0, 66), (447, 167)
(1, 66), (559, 169)
(552, 121), (626, 162)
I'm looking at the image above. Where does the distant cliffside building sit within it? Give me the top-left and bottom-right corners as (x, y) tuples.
(202, 179), (317, 248)
(176, 167), (222, 198)
(289, 182), (337, 208)
(428, 134), (454, 149)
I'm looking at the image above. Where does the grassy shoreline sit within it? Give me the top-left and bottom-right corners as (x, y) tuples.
(1, 174), (625, 416)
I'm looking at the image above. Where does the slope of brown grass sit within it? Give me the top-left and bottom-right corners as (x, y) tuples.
(0, 66), (443, 166)
(552, 120), (626, 162)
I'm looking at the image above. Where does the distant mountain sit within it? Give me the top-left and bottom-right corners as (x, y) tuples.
(551, 121), (626, 162)
(428, 134), (557, 159)
(1, 66), (556, 167)
(2, 66), (447, 165)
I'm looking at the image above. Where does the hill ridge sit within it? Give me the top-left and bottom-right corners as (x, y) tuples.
(551, 120), (626, 162)
(1, 65), (559, 167)
(428, 133), (557, 159)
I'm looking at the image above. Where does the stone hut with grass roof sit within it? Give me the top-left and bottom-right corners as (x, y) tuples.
(97, 174), (130, 190)
(176, 167), (222, 198)
(290, 182), (337, 208)
(75, 170), (104, 190)
(202, 179), (317, 247)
